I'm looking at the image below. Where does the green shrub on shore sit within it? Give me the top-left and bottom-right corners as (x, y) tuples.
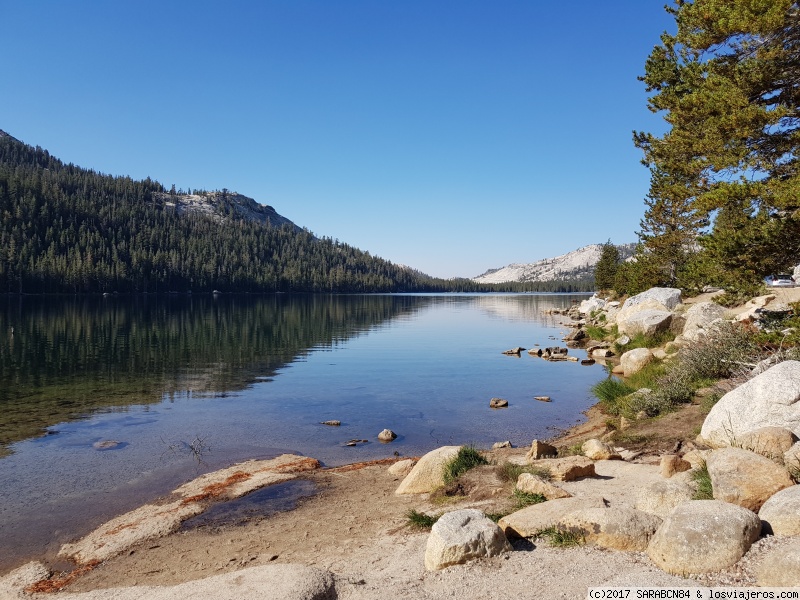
(593, 321), (762, 418)
(443, 445), (489, 484)
(405, 509), (440, 530)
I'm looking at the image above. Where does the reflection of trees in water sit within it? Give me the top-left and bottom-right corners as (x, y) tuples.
(0, 294), (429, 450)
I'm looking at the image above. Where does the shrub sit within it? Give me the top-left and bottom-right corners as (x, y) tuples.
(443, 445), (489, 483)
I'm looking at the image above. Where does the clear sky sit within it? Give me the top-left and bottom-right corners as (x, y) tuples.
(2, 1), (675, 279)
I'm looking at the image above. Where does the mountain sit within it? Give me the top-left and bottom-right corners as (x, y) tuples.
(0, 129), (464, 294)
(472, 243), (637, 284)
(154, 190), (302, 231)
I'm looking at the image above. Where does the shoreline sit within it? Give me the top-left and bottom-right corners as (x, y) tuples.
(6, 289), (799, 597)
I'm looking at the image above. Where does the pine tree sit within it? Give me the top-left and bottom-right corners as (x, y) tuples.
(635, 0), (800, 292)
(594, 240), (619, 291)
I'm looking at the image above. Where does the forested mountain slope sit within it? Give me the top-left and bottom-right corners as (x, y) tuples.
(0, 130), (453, 294)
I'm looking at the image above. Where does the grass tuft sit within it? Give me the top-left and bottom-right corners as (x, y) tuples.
(533, 526), (585, 547)
(691, 463), (713, 500)
(591, 378), (635, 415)
(512, 488), (547, 508)
(405, 509), (440, 530)
(443, 445), (489, 484)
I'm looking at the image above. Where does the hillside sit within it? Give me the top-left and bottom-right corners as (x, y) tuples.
(473, 243), (637, 284)
(0, 130), (456, 294)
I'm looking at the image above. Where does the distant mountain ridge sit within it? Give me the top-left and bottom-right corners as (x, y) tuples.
(473, 243), (637, 284)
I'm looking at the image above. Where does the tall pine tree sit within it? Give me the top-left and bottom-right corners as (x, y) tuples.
(635, 0), (800, 292)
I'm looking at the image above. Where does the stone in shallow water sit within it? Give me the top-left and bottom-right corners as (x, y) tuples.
(92, 440), (121, 450)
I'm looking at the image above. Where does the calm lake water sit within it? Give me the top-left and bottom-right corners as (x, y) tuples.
(0, 293), (604, 572)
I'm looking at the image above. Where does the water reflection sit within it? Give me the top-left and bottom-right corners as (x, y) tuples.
(0, 294), (432, 453)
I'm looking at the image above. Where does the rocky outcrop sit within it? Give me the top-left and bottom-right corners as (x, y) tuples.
(758, 485), (800, 536)
(558, 507), (662, 552)
(395, 446), (460, 494)
(424, 509), (511, 570)
(705, 447), (794, 511)
(700, 360), (800, 447)
(489, 398), (509, 408)
(646, 500), (761, 575)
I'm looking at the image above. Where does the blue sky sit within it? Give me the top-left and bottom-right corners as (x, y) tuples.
(2, 1), (674, 279)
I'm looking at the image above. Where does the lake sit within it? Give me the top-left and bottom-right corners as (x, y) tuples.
(0, 293), (604, 572)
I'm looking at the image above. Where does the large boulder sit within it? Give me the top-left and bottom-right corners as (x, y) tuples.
(646, 500), (761, 575)
(620, 348), (654, 377)
(395, 446), (460, 494)
(424, 509), (511, 570)
(758, 485), (800, 536)
(706, 447), (794, 511)
(621, 287), (682, 312)
(682, 302), (726, 342)
(635, 474), (697, 518)
(615, 288), (681, 337)
(579, 295), (606, 315)
(700, 360), (800, 447)
(737, 426), (799, 462)
(558, 507), (662, 552)
(617, 309), (673, 337)
(498, 496), (607, 539)
(756, 539), (800, 587)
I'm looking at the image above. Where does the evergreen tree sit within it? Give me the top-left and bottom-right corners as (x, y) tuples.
(594, 240), (620, 291)
(635, 0), (800, 292)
